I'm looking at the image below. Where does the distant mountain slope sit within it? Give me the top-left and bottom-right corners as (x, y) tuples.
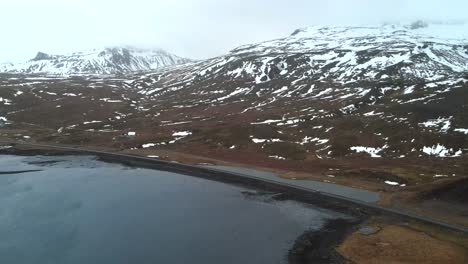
(0, 47), (191, 75)
(131, 23), (468, 94)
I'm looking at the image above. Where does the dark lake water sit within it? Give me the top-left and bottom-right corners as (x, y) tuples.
(0, 155), (350, 264)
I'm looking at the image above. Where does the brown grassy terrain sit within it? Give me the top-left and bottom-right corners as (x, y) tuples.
(1, 73), (468, 260)
(338, 224), (468, 264)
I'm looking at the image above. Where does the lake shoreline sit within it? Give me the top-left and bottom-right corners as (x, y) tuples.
(288, 218), (361, 263)
(2, 143), (468, 263)
(0, 144), (367, 263)
(0, 143), (372, 216)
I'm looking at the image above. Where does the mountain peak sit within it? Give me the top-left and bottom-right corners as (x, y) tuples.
(32, 52), (52, 61)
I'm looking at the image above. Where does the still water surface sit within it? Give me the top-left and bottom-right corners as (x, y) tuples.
(0, 155), (349, 264)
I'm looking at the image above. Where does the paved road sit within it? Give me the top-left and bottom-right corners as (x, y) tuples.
(200, 165), (380, 203)
(1, 141), (467, 234)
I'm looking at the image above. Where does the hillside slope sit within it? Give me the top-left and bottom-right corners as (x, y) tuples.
(0, 22), (467, 186)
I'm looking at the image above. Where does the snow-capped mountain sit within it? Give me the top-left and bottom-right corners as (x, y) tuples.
(0, 47), (191, 75)
(130, 22), (468, 94)
(1, 22), (467, 163)
(119, 22), (468, 159)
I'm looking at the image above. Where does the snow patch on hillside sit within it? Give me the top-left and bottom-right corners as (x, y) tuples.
(350, 145), (388, 158)
(422, 144), (462, 157)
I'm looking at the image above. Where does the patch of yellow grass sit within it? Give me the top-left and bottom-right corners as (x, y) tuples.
(337, 225), (467, 264)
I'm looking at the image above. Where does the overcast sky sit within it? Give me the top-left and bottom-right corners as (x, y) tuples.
(1, 0), (467, 62)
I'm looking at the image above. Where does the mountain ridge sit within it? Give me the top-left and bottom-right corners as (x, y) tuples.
(0, 46), (192, 75)
(130, 23), (468, 98)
